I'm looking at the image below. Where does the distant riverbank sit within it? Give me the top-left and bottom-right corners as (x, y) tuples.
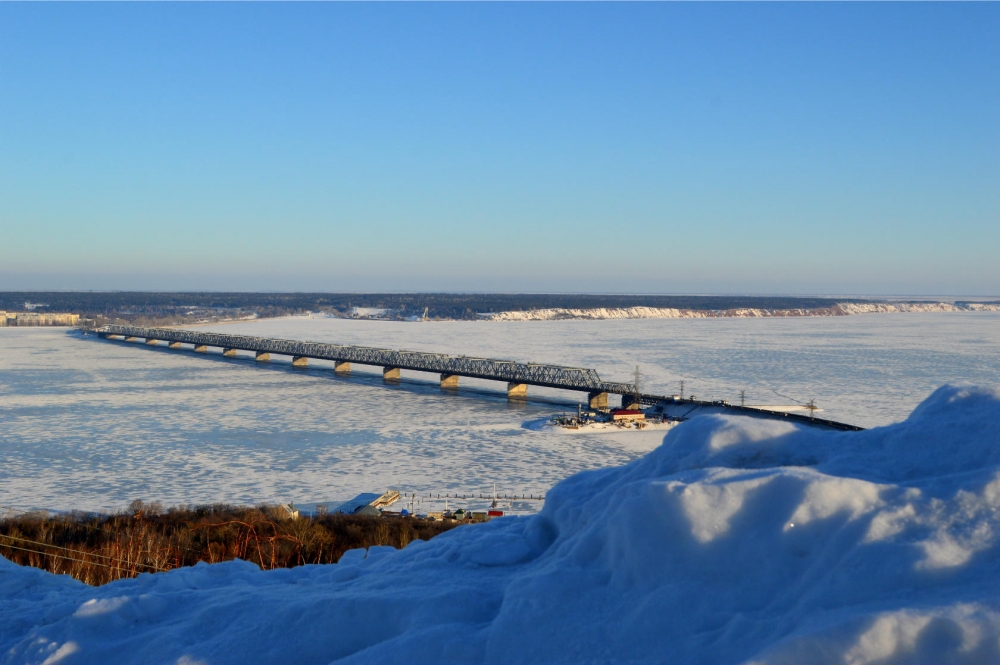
(480, 301), (1000, 321)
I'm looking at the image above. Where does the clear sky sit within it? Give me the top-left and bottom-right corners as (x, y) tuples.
(1, 3), (997, 295)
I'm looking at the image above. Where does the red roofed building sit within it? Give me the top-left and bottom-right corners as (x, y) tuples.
(611, 409), (645, 422)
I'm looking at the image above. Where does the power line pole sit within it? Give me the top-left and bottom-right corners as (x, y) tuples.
(633, 366), (642, 398)
(680, 380), (685, 400)
(739, 389), (746, 407)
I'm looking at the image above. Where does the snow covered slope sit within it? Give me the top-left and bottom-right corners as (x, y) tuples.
(4, 384), (1000, 665)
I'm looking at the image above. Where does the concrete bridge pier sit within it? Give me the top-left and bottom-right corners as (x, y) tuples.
(507, 382), (528, 399)
(145, 339), (159, 345)
(440, 373), (459, 389)
(588, 391), (609, 410)
(168, 342), (182, 349)
(124, 336), (139, 343)
(621, 396), (641, 410)
(383, 367), (401, 382)
(222, 348), (238, 357)
(193, 345), (208, 353)
(255, 352), (270, 362)
(334, 361), (351, 374)
(292, 356), (308, 368)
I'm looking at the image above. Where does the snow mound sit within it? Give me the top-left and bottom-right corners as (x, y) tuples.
(4, 385), (1000, 665)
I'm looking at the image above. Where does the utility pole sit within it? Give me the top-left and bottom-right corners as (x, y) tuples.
(633, 366), (642, 406)
(806, 399), (817, 419)
(680, 380), (685, 400)
(740, 389), (746, 407)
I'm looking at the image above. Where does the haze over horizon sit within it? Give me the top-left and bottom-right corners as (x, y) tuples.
(2, 3), (997, 295)
(3, 290), (1000, 302)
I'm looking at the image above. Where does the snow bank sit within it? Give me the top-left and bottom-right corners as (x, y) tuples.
(483, 305), (815, 321)
(483, 302), (1000, 321)
(834, 302), (1000, 315)
(4, 385), (1000, 664)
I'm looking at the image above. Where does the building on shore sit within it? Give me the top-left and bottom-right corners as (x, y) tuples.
(334, 490), (401, 515)
(0, 311), (80, 327)
(611, 409), (646, 423)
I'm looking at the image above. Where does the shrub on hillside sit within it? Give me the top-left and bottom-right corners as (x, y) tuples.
(0, 502), (459, 586)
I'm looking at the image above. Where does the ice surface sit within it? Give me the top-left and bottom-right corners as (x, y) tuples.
(3, 384), (1000, 664)
(1, 312), (999, 513)
(201, 312), (1000, 426)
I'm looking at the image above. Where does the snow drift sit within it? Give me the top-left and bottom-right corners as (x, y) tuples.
(4, 384), (1000, 665)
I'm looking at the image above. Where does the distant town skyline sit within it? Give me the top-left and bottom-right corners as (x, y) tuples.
(1, 3), (997, 296)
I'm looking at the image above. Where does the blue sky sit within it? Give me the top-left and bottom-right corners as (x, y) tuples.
(1, 3), (997, 295)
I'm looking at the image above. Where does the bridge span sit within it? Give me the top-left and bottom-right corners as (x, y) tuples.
(90, 324), (863, 431)
(94, 324), (635, 408)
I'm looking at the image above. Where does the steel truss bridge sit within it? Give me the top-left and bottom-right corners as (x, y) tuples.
(91, 324), (863, 431)
(95, 324), (636, 395)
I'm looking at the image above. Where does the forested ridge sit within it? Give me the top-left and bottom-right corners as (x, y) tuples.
(1, 291), (856, 323)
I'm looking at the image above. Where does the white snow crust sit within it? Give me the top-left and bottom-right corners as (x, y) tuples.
(484, 302), (1000, 321)
(4, 384), (1000, 664)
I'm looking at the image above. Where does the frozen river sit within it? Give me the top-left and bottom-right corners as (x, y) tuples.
(1, 312), (999, 513)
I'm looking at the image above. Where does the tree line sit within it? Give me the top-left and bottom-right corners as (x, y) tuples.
(0, 291), (854, 323)
(0, 502), (459, 586)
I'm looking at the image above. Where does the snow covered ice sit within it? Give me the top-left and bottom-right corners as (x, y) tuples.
(3, 313), (1000, 514)
(4, 384), (1000, 664)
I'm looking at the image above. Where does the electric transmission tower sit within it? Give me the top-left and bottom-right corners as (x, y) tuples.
(806, 399), (818, 419)
(739, 389), (746, 407)
(632, 365), (643, 408)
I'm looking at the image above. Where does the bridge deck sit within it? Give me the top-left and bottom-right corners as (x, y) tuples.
(96, 325), (636, 394)
(642, 395), (863, 431)
(92, 324), (863, 431)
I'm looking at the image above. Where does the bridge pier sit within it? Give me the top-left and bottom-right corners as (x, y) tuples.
(193, 345), (208, 353)
(621, 396), (641, 410)
(222, 348), (238, 358)
(334, 361), (351, 374)
(145, 338), (159, 345)
(292, 356), (308, 368)
(383, 367), (400, 382)
(255, 352), (270, 362)
(123, 336), (138, 342)
(507, 382), (528, 399)
(588, 391), (609, 410)
(440, 373), (459, 389)
(103, 334), (120, 340)
(168, 342), (182, 349)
